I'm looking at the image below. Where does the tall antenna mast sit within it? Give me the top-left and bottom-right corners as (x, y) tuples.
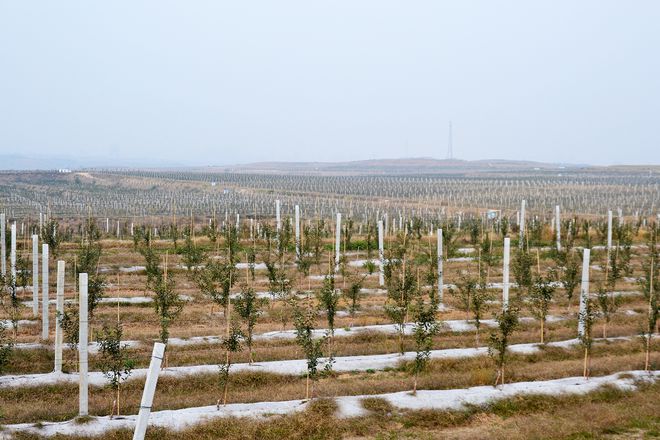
(446, 121), (453, 160)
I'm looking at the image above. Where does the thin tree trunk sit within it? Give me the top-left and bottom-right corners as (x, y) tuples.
(583, 348), (588, 378)
(305, 372), (310, 400)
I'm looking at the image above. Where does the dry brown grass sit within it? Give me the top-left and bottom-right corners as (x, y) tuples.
(2, 339), (657, 425)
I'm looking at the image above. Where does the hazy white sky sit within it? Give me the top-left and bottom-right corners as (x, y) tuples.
(1, 1), (658, 166)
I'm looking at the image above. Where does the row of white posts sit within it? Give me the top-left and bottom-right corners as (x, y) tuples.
(42, 265), (163, 439)
(0, 216), (164, 439)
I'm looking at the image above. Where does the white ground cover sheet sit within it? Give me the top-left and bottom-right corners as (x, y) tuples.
(2, 370), (656, 438)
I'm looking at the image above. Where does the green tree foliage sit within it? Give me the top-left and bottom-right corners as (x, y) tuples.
(559, 249), (580, 311)
(197, 259), (235, 317)
(343, 274), (366, 318)
(316, 274), (340, 336)
(0, 321), (13, 374)
(638, 223), (658, 371)
(512, 246), (534, 297)
(596, 284), (620, 339)
(76, 218), (105, 318)
(180, 232), (205, 274)
(450, 272), (478, 321)
(488, 307), (519, 386)
(41, 219), (63, 258)
(578, 297), (597, 378)
(384, 258), (417, 354)
(411, 295), (439, 393)
(294, 304), (328, 400)
(218, 321), (244, 406)
(233, 284), (266, 364)
(528, 275), (555, 343)
(95, 322), (135, 418)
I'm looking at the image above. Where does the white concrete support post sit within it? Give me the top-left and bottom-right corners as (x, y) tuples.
(10, 222), (16, 286)
(236, 213), (240, 230)
(334, 212), (342, 272)
(607, 210), (613, 251)
(32, 235), (39, 317)
(555, 205), (561, 251)
(106, 218), (109, 234)
(578, 249), (591, 337)
(519, 200), (526, 248)
(79, 273), (89, 416)
(378, 220), (384, 286)
(275, 200), (281, 231)
(41, 243), (49, 340)
(132, 342), (166, 440)
(503, 237), (511, 311)
(437, 228), (444, 307)
(294, 205), (300, 260)
(54, 260), (65, 373)
(0, 213), (5, 277)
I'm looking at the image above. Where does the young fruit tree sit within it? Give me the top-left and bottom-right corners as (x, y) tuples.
(0, 321), (13, 374)
(512, 245), (534, 297)
(76, 219), (105, 318)
(217, 321), (244, 407)
(384, 257), (417, 355)
(596, 284), (620, 339)
(343, 273), (366, 320)
(1, 273), (21, 338)
(578, 297), (597, 378)
(95, 322), (135, 418)
(638, 223), (658, 371)
(317, 274), (340, 336)
(450, 272), (477, 322)
(233, 284), (266, 364)
(197, 259), (235, 325)
(152, 269), (183, 348)
(294, 303), (328, 401)
(528, 275), (555, 344)
(411, 294), (439, 393)
(560, 250), (580, 312)
(41, 219), (62, 258)
(470, 279), (493, 346)
(488, 306), (519, 387)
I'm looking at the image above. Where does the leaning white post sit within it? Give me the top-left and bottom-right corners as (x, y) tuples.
(0, 213), (5, 277)
(54, 260), (65, 373)
(577, 248), (590, 337)
(519, 200), (526, 248)
(133, 342), (166, 440)
(555, 205), (561, 251)
(42, 243), (49, 340)
(607, 210), (613, 251)
(503, 237), (511, 311)
(294, 205), (300, 260)
(32, 235), (39, 317)
(10, 222), (16, 286)
(378, 220), (384, 286)
(79, 273), (89, 416)
(437, 228), (443, 308)
(335, 212), (342, 272)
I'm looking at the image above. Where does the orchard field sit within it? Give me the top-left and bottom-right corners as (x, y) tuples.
(0, 166), (658, 440)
